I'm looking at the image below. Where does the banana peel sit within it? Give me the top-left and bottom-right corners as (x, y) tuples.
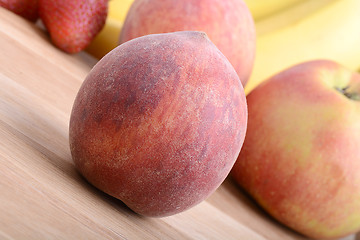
(86, 0), (134, 59)
(85, 17), (123, 59)
(244, 0), (304, 21)
(108, 0), (134, 21)
(245, 0), (360, 94)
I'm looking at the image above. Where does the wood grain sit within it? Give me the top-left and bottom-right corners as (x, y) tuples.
(0, 8), (355, 240)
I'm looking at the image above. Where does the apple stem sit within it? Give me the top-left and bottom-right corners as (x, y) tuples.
(335, 86), (360, 101)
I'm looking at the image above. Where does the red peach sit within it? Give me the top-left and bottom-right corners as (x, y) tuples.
(119, 0), (256, 87)
(69, 31), (248, 217)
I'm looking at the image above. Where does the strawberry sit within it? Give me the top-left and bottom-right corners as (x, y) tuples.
(39, 0), (108, 53)
(0, 0), (39, 22)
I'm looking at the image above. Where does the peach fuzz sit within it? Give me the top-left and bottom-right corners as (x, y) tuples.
(119, 0), (256, 87)
(69, 31), (248, 217)
(231, 60), (360, 239)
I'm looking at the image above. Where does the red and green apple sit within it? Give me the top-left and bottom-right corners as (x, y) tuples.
(232, 59), (360, 239)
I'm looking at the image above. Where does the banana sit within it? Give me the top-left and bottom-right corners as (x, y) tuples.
(254, 0), (335, 36)
(244, 0), (305, 21)
(85, 18), (123, 59)
(85, 0), (134, 59)
(108, 0), (134, 21)
(245, 0), (360, 94)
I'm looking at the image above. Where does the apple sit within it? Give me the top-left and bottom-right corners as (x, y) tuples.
(119, 0), (256, 87)
(231, 59), (360, 239)
(69, 31), (248, 217)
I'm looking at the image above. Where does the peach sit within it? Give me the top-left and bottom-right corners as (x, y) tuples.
(69, 31), (248, 217)
(232, 60), (360, 239)
(119, 0), (256, 87)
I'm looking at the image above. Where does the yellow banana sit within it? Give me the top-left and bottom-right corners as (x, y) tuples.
(85, 17), (123, 59)
(245, 0), (360, 94)
(244, 0), (305, 21)
(86, 0), (134, 59)
(108, 0), (134, 21)
(254, 0), (335, 36)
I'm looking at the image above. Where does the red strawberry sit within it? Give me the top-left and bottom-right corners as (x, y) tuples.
(0, 0), (39, 22)
(39, 0), (108, 53)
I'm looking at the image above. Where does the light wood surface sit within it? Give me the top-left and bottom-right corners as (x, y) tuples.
(0, 8), (355, 240)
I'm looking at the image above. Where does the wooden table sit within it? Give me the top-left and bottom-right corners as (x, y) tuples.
(0, 7), (355, 240)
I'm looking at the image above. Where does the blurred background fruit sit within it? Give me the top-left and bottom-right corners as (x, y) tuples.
(85, 17), (122, 59)
(119, 0), (255, 87)
(0, 0), (38, 21)
(108, 0), (134, 21)
(245, 0), (360, 94)
(244, 0), (304, 21)
(85, 0), (134, 59)
(84, 0), (360, 94)
(39, 0), (108, 53)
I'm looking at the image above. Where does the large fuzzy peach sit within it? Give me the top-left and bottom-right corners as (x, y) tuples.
(119, 0), (256, 87)
(69, 31), (247, 217)
(232, 60), (360, 239)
